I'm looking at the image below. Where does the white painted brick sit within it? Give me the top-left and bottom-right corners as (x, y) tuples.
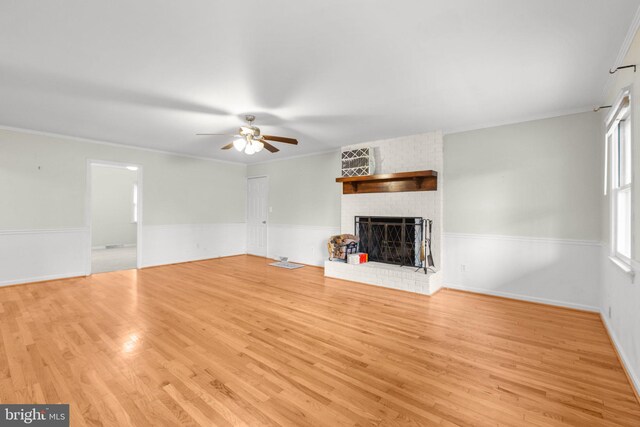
(331, 131), (442, 296)
(325, 261), (436, 295)
(341, 132), (443, 273)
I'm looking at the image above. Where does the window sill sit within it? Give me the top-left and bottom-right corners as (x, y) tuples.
(608, 256), (635, 277)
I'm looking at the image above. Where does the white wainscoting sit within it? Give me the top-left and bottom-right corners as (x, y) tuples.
(0, 223), (247, 286)
(443, 232), (601, 311)
(141, 223), (247, 268)
(0, 228), (89, 286)
(600, 244), (640, 399)
(266, 224), (340, 267)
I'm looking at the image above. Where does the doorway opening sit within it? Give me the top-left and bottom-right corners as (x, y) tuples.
(87, 161), (142, 274)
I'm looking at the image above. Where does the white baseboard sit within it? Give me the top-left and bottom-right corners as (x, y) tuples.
(91, 243), (136, 250)
(601, 309), (640, 400)
(446, 284), (599, 312)
(0, 272), (87, 287)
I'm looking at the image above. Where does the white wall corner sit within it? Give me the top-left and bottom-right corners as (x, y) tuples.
(600, 310), (640, 401)
(599, 243), (640, 401)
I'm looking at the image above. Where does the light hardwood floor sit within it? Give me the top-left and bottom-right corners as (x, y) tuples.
(0, 255), (638, 426)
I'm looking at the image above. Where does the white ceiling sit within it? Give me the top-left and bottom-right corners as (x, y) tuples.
(1, 0), (639, 163)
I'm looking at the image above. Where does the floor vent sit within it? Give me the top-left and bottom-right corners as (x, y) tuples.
(269, 261), (304, 270)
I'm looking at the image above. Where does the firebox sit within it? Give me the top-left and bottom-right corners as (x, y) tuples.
(355, 216), (423, 267)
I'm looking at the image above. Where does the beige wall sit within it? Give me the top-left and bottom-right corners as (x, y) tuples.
(247, 151), (341, 227)
(598, 24), (640, 394)
(444, 112), (602, 241)
(91, 165), (138, 247)
(0, 128), (246, 229)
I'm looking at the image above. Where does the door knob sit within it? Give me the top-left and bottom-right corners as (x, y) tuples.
(262, 221), (267, 224)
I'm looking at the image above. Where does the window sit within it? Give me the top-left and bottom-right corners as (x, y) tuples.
(607, 92), (632, 264)
(132, 183), (139, 223)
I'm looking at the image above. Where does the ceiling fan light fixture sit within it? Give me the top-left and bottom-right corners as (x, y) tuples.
(198, 115), (298, 155)
(233, 138), (246, 152)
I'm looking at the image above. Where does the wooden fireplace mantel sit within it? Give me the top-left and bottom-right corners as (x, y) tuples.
(336, 170), (438, 194)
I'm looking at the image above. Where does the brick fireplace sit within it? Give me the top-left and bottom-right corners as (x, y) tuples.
(324, 132), (443, 295)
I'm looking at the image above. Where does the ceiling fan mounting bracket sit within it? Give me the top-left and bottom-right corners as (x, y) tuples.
(244, 114), (256, 124)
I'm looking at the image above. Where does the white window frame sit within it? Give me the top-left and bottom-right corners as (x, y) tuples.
(606, 88), (633, 270)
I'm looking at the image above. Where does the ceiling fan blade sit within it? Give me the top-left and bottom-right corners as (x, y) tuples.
(261, 141), (280, 153)
(196, 133), (238, 136)
(262, 135), (298, 145)
(220, 142), (234, 150)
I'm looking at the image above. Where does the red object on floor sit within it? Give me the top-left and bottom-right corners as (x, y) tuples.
(359, 253), (368, 263)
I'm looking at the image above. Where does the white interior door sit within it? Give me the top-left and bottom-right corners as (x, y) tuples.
(247, 176), (268, 257)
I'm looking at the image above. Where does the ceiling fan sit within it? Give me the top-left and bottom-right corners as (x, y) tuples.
(197, 115), (298, 155)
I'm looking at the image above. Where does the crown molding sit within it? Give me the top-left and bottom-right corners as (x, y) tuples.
(443, 106), (593, 136)
(0, 124), (246, 166)
(601, 4), (640, 101)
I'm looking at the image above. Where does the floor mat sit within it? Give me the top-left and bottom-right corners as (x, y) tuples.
(269, 261), (305, 269)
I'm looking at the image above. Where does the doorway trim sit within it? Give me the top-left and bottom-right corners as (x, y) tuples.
(85, 159), (144, 275)
(246, 175), (269, 258)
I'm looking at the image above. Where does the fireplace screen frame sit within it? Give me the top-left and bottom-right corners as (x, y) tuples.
(355, 216), (423, 268)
